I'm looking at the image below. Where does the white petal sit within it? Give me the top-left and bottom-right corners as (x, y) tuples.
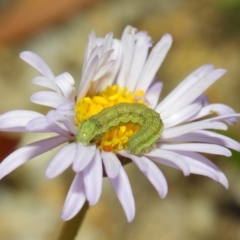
(161, 121), (227, 139)
(55, 73), (75, 100)
(163, 130), (240, 151)
(57, 100), (75, 116)
(136, 34), (172, 92)
(159, 143), (232, 156)
(120, 151), (168, 198)
(61, 172), (86, 221)
(119, 151), (148, 172)
(83, 149), (102, 205)
(160, 69), (226, 117)
(93, 60), (115, 81)
(175, 151), (228, 188)
(31, 91), (66, 108)
(101, 151), (121, 179)
(191, 104), (238, 124)
(46, 142), (77, 178)
(162, 101), (202, 128)
(46, 110), (77, 135)
(78, 56), (99, 99)
(108, 166), (135, 222)
(117, 26), (137, 88)
(145, 82), (163, 109)
(73, 143), (96, 172)
(20, 51), (55, 79)
(26, 116), (53, 133)
(32, 76), (59, 92)
(0, 136), (69, 179)
(96, 40), (123, 92)
(83, 31), (96, 72)
(145, 149), (190, 176)
(156, 64), (214, 112)
(0, 110), (43, 132)
(127, 32), (152, 91)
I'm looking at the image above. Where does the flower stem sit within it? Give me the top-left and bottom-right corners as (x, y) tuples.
(57, 201), (89, 240)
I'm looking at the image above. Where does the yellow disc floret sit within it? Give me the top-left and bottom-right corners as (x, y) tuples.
(74, 85), (145, 152)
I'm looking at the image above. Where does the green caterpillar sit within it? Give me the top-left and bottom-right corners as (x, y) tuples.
(76, 102), (164, 155)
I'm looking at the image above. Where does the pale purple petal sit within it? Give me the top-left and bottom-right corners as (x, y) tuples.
(160, 69), (226, 117)
(72, 143), (96, 172)
(78, 56), (99, 99)
(127, 32), (152, 91)
(145, 149), (190, 176)
(145, 82), (163, 109)
(162, 102), (202, 129)
(159, 143), (231, 156)
(156, 64), (214, 112)
(119, 151), (168, 198)
(108, 166), (135, 222)
(97, 49), (114, 69)
(191, 104), (238, 124)
(26, 116), (72, 137)
(83, 31), (96, 72)
(54, 73), (75, 100)
(175, 151), (228, 188)
(101, 151), (121, 179)
(136, 34), (172, 92)
(83, 149), (102, 205)
(0, 136), (69, 179)
(93, 60), (115, 81)
(20, 51), (55, 79)
(46, 110), (77, 135)
(117, 26), (136, 88)
(161, 121), (227, 139)
(46, 142), (77, 178)
(163, 130), (240, 151)
(57, 100), (75, 116)
(61, 172), (86, 221)
(96, 40), (123, 92)
(0, 110), (43, 132)
(32, 76), (58, 92)
(30, 91), (66, 108)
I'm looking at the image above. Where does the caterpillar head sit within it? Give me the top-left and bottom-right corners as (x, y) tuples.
(76, 119), (98, 146)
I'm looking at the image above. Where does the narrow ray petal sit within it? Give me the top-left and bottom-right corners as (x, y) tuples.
(0, 110), (43, 132)
(46, 142), (77, 178)
(156, 64), (214, 112)
(117, 26), (136, 88)
(61, 172), (86, 221)
(20, 51), (55, 79)
(145, 149), (190, 176)
(127, 31), (152, 91)
(32, 76), (58, 92)
(101, 151), (121, 179)
(136, 34), (172, 91)
(174, 151), (228, 188)
(73, 143), (96, 172)
(108, 166), (135, 222)
(0, 136), (69, 179)
(163, 130), (240, 151)
(30, 91), (66, 108)
(162, 121), (227, 139)
(145, 82), (163, 109)
(120, 151), (168, 198)
(83, 149), (102, 205)
(159, 143), (231, 156)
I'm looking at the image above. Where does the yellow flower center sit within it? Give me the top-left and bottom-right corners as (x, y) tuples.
(74, 85), (145, 152)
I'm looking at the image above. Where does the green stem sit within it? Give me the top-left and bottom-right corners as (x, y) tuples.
(57, 201), (89, 240)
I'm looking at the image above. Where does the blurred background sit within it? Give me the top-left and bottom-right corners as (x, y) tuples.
(0, 0), (240, 239)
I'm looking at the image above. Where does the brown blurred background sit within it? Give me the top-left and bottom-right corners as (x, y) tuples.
(0, 0), (240, 239)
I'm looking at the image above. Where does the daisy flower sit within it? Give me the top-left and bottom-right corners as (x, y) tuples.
(0, 25), (239, 222)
